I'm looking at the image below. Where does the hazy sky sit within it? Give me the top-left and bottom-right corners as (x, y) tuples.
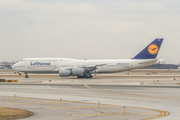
(0, 0), (180, 64)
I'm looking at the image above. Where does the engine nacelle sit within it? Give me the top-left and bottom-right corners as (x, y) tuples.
(72, 68), (85, 76)
(59, 69), (71, 77)
(156, 59), (166, 64)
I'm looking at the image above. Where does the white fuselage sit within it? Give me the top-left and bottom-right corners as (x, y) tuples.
(12, 58), (159, 74)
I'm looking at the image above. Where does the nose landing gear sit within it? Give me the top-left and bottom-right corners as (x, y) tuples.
(25, 73), (28, 78)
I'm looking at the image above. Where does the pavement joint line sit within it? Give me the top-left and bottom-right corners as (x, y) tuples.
(43, 105), (119, 109)
(71, 112), (161, 116)
(84, 84), (180, 100)
(5, 101), (72, 105)
(0, 97), (29, 100)
(0, 95), (112, 106)
(50, 102), (72, 105)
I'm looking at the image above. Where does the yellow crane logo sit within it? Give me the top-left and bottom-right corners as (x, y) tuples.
(148, 44), (159, 55)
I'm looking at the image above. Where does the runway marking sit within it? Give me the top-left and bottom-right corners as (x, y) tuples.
(43, 105), (119, 109)
(84, 84), (180, 100)
(84, 84), (97, 90)
(6, 101), (72, 105)
(71, 112), (161, 116)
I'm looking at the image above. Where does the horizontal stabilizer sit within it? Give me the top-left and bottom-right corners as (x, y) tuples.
(139, 59), (158, 64)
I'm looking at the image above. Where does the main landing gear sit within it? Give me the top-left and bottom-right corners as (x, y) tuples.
(77, 73), (92, 78)
(25, 73), (28, 78)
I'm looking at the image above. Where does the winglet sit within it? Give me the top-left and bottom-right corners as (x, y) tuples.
(132, 38), (163, 59)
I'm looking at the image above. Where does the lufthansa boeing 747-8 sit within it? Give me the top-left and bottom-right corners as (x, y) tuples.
(12, 38), (164, 78)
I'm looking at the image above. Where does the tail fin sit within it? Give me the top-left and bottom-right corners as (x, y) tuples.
(132, 38), (163, 59)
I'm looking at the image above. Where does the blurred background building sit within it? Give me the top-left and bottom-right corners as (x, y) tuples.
(0, 61), (17, 69)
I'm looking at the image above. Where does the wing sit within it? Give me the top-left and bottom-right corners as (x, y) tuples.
(83, 63), (107, 71)
(57, 63), (107, 71)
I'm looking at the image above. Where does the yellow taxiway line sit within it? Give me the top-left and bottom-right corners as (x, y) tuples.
(71, 110), (168, 120)
(142, 111), (169, 120)
(71, 112), (161, 116)
(43, 105), (119, 109)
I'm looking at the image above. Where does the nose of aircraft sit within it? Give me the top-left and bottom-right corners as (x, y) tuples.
(12, 62), (19, 70)
(12, 64), (16, 69)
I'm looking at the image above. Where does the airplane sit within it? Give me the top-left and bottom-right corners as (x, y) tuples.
(12, 38), (164, 78)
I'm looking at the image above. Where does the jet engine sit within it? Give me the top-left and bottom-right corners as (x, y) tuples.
(59, 69), (71, 77)
(157, 59), (166, 64)
(72, 68), (85, 76)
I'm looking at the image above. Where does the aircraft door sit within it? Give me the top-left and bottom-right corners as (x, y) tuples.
(26, 60), (31, 69)
(18, 60), (26, 71)
(53, 60), (58, 69)
(20, 60), (25, 66)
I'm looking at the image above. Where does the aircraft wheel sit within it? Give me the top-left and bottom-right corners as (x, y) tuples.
(89, 75), (92, 78)
(77, 75), (84, 78)
(83, 73), (92, 79)
(25, 74), (28, 78)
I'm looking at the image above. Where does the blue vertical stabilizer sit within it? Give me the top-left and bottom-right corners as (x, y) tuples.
(132, 38), (163, 59)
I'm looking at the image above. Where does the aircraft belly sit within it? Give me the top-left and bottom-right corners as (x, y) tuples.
(19, 67), (58, 74)
(19, 70), (58, 74)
